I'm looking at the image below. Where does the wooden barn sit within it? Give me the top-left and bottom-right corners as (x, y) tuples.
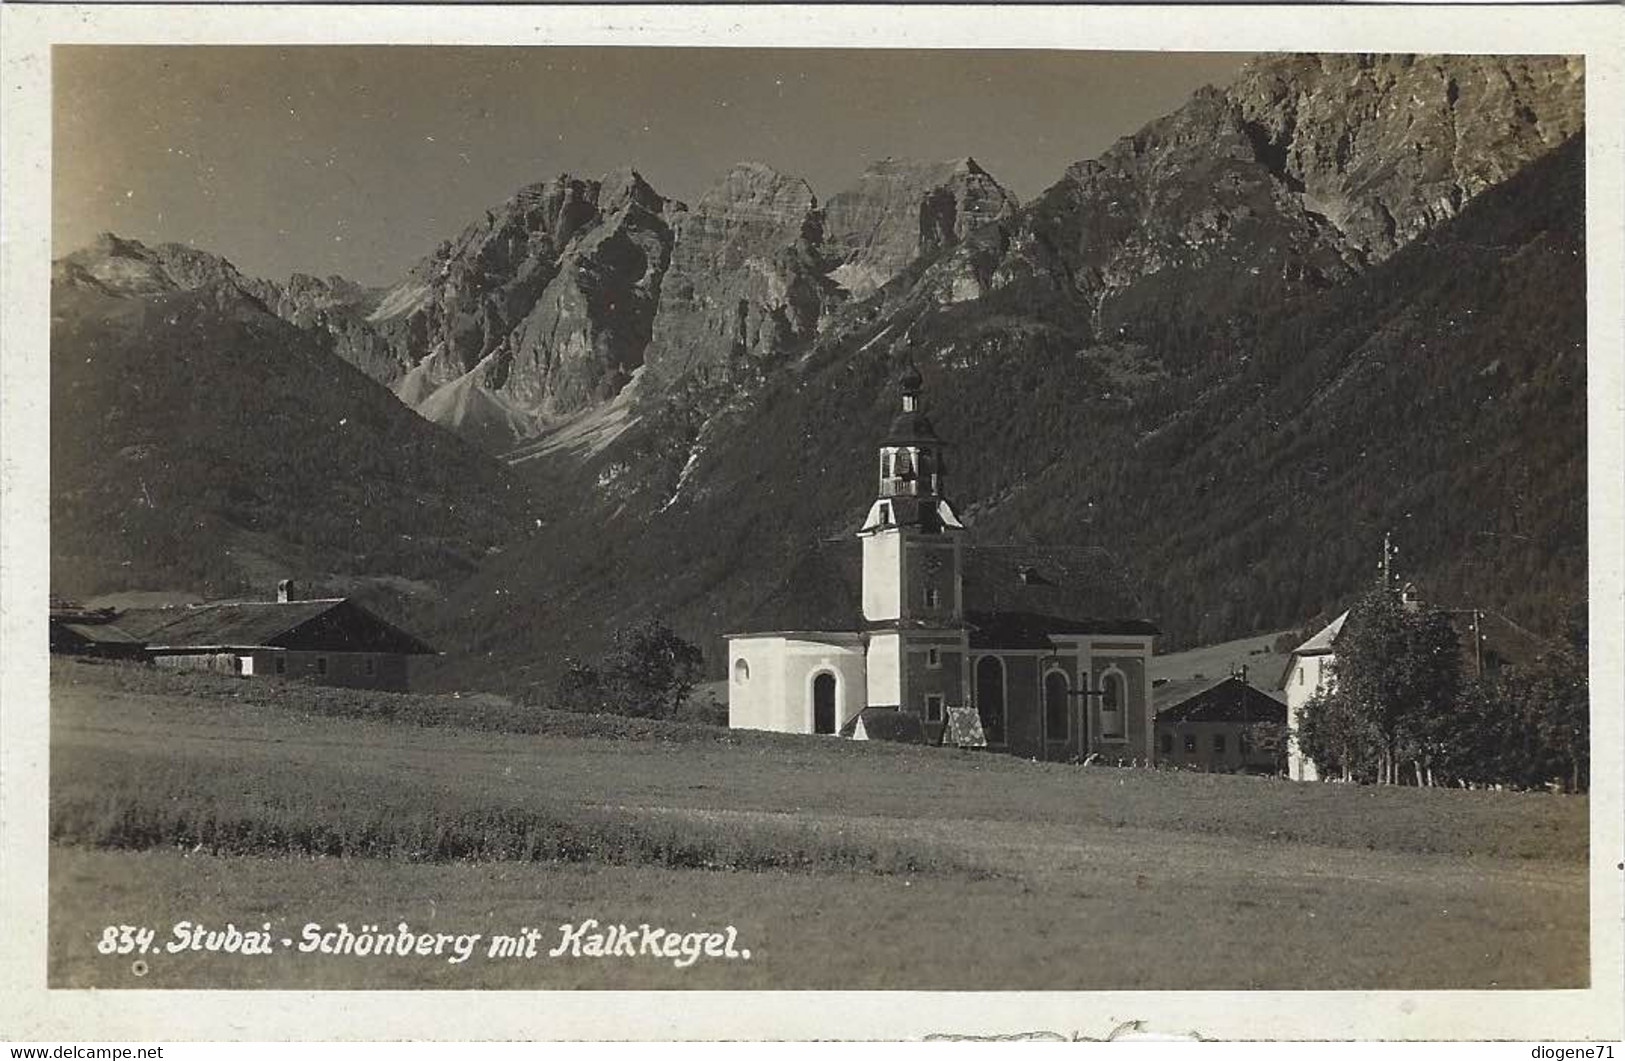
(98, 582), (437, 691)
(1153, 674), (1288, 774)
(48, 602), (150, 660)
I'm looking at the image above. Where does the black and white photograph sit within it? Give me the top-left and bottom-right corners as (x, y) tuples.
(2, 2), (1621, 1044)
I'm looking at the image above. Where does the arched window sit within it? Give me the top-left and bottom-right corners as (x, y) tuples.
(975, 656), (1006, 745)
(733, 659), (750, 685)
(1044, 670), (1070, 742)
(1099, 669), (1126, 739)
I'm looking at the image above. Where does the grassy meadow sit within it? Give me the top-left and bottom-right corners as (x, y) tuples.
(49, 659), (1588, 990)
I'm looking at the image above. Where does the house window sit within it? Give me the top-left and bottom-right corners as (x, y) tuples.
(365, 657), (377, 677)
(1099, 670), (1126, 739)
(1160, 732), (1174, 755)
(924, 586), (941, 609)
(926, 647), (941, 669)
(1298, 668), (1305, 686)
(1183, 734), (1197, 754)
(275, 656), (286, 675)
(734, 658), (751, 684)
(924, 694), (945, 722)
(316, 656), (328, 676)
(1213, 733), (1227, 755)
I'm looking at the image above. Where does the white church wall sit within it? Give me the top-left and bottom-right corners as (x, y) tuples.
(727, 636), (784, 732)
(862, 532), (902, 621)
(783, 639), (867, 734)
(867, 632), (904, 709)
(728, 635), (865, 734)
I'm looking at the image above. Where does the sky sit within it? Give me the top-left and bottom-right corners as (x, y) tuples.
(54, 47), (1250, 286)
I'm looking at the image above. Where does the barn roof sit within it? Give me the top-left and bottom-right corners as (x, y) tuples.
(1154, 675), (1286, 725)
(733, 539), (1157, 642)
(117, 598), (437, 654)
(56, 621), (148, 646)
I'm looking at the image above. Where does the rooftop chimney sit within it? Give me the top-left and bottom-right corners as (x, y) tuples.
(277, 579), (295, 604)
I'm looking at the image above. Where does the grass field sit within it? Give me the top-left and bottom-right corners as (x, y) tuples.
(48, 660), (1588, 990)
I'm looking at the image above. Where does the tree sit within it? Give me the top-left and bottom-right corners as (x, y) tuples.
(1296, 687), (1382, 782)
(1296, 587), (1463, 784)
(599, 617), (706, 720)
(546, 619), (707, 721)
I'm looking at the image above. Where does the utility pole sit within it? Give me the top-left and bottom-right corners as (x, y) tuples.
(1472, 608), (1483, 679)
(1378, 531), (1399, 590)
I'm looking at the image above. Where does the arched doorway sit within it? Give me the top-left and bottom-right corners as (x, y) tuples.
(1044, 670), (1070, 746)
(975, 656), (1006, 745)
(812, 672), (837, 735)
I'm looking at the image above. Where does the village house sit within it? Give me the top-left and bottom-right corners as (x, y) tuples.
(51, 580), (437, 692)
(1280, 575), (1553, 781)
(1153, 672), (1288, 774)
(726, 364), (1159, 761)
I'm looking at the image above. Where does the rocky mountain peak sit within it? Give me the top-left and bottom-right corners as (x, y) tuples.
(55, 234), (253, 301)
(823, 155), (1018, 298)
(1226, 53), (1584, 262)
(598, 165), (678, 217)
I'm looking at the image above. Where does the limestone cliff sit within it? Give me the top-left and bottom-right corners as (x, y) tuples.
(822, 157), (1018, 299)
(640, 162), (836, 391)
(1229, 53), (1584, 263)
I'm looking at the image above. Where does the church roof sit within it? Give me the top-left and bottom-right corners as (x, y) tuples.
(961, 545), (1151, 632)
(734, 540), (1157, 641)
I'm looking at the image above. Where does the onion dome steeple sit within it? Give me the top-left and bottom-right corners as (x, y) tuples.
(859, 359), (964, 535)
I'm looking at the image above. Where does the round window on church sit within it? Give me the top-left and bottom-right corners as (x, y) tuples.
(733, 659), (751, 685)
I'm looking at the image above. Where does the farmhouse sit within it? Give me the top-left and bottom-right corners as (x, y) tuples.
(48, 601), (150, 660)
(726, 364), (1159, 761)
(1154, 673), (1287, 774)
(79, 581), (437, 691)
(1280, 582), (1553, 780)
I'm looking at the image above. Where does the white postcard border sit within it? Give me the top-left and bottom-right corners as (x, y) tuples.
(2, 3), (1621, 1042)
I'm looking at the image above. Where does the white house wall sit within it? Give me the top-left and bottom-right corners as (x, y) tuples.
(1284, 653), (1327, 782)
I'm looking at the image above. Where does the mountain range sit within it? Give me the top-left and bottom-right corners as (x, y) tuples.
(49, 52), (1588, 693)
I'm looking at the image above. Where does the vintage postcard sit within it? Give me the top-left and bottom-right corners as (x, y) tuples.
(1, 2), (1622, 1043)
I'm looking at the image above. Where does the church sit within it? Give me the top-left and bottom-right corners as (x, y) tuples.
(726, 363), (1159, 762)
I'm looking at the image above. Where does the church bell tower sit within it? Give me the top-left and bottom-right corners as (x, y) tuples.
(859, 362), (965, 622)
(858, 361), (969, 716)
